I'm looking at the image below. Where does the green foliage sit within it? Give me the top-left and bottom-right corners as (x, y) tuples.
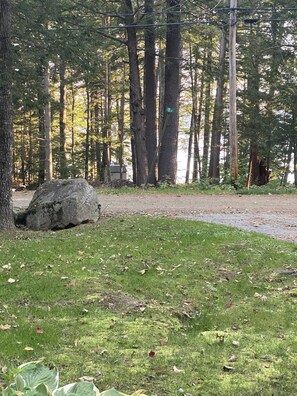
(1, 361), (146, 396)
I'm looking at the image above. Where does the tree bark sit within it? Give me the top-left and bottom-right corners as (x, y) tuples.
(158, 0), (181, 184)
(208, 29), (227, 182)
(186, 111), (195, 184)
(144, 0), (157, 185)
(70, 84), (76, 177)
(229, 0), (238, 185)
(192, 51), (206, 182)
(100, 59), (112, 182)
(84, 85), (91, 180)
(124, 0), (148, 186)
(186, 44), (198, 184)
(59, 60), (68, 179)
(201, 49), (212, 180)
(0, 0), (14, 230)
(116, 62), (126, 179)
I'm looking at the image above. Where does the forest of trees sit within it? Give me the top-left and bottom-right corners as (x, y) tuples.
(1, 0), (297, 193)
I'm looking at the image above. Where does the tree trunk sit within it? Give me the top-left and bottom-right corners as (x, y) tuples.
(38, 90), (45, 185)
(59, 60), (68, 179)
(0, 0), (14, 230)
(43, 63), (52, 182)
(144, 0), (157, 185)
(201, 49), (212, 180)
(70, 84), (76, 177)
(208, 29), (227, 182)
(294, 138), (297, 187)
(192, 51), (206, 181)
(229, 0), (238, 185)
(157, 43), (165, 147)
(93, 90), (101, 180)
(117, 62), (126, 179)
(101, 59), (111, 182)
(185, 111), (195, 183)
(245, 30), (261, 187)
(124, 0), (148, 186)
(186, 44), (198, 184)
(85, 86), (91, 180)
(28, 112), (33, 187)
(158, 0), (181, 184)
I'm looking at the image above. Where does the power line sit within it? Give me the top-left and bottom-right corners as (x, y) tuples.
(75, 17), (297, 31)
(215, 7), (297, 11)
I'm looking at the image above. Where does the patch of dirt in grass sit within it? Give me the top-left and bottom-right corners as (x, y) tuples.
(97, 291), (146, 314)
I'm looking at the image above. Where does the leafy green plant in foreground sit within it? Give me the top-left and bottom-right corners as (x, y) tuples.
(1, 361), (146, 396)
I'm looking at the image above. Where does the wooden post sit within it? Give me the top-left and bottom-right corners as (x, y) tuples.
(229, 0), (238, 185)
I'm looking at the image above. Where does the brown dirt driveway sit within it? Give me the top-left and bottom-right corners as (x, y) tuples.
(13, 191), (297, 243)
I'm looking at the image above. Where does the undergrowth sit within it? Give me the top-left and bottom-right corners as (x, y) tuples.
(96, 181), (297, 196)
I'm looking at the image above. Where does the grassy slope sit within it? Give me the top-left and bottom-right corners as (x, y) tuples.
(0, 217), (297, 395)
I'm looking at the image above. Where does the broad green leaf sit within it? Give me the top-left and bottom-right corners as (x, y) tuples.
(15, 373), (25, 391)
(35, 383), (50, 395)
(17, 363), (59, 392)
(1, 386), (17, 396)
(52, 382), (99, 396)
(100, 390), (127, 396)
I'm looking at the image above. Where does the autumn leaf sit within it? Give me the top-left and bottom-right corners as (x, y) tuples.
(148, 351), (156, 358)
(160, 337), (168, 346)
(173, 365), (185, 373)
(223, 365), (235, 372)
(36, 327), (44, 334)
(24, 347), (34, 351)
(0, 324), (11, 331)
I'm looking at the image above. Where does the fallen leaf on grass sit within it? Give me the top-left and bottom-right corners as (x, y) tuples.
(231, 324), (240, 331)
(173, 366), (185, 374)
(223, 365), (235, 372)
(35, 327), (43, 334)
(24, 347), (34, 351)
(160, 337), (168, 346)
(0, 324), (11, 331)
(148, 351), (156, 358)
(228, 355), (236, 362)
(153, 366), (167, 374)
(79, 376), (95, 382)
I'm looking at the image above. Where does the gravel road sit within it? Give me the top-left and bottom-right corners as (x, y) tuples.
(13, 191), (297, 243)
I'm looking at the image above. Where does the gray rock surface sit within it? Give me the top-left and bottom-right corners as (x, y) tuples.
(26, 179), (100, 230)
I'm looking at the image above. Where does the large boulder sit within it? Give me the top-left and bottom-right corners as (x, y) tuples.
(26, 179), (100, 230)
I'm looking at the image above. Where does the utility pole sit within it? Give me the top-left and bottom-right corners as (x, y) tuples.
(229, 0), (238, 185)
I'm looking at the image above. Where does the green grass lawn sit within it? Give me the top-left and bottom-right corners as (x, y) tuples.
(1, 216), (297, 395)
